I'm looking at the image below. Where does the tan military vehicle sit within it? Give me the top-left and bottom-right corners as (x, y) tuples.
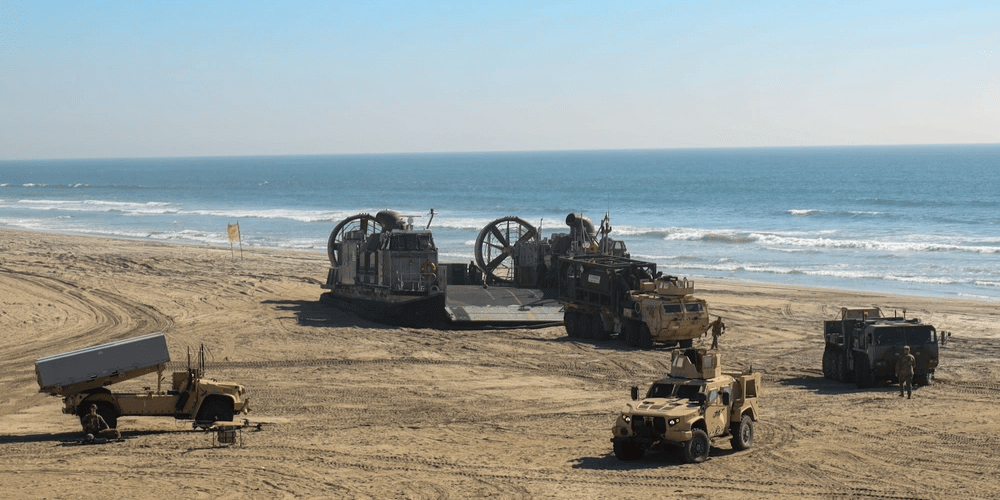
(823, 307), (939, 387)
(620, 276), (710, 349)
(560, 255), (710, 349)
(36, 333), (250, 431)
(611, 349), (761, 463)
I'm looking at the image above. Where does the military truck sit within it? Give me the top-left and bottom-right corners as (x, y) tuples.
(559, 254), (710, 349)
(35, 333), (250, 431)
(611, 349), (761, 463)
(822, 307), (939, 388)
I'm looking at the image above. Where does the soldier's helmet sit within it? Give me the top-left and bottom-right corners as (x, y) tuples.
(90, 404), (98, 412)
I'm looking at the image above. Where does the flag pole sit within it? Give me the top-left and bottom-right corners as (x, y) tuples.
(228, 221), (243, 260)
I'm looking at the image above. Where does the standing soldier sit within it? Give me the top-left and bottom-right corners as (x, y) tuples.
(896, 346), (916, 399)
(706, 317), (726, 349)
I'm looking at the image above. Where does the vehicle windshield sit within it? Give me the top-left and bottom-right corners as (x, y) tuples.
(646, 381), (705, 399)
(388, 233), (435, 251)
(873, 325), (936, 345)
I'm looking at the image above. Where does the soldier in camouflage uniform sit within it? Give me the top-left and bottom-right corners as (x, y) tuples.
(706, 317), (725, 349)
(896, 346), (916, 399)
(82, 404), (120, 440)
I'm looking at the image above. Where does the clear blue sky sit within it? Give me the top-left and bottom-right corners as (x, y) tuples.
(1, 1), (997, 160)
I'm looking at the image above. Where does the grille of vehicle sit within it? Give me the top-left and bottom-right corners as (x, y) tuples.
(636, 416), (667, 434)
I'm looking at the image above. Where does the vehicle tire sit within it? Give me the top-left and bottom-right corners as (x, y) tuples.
(196, 398), (233, 423)
(579, 314), (594, 339)
(678, 339), (693, 348)
(564, 312), (579, 338)
(639, 324), (654, 350)
(822, 349), (832, 379)
(682, 429), (710, 463)
(855, 358), (870, 389)
(613, 440), (645, 461)
(915, 373), (932, 386)
(592, 315), (610, 341)
(841, 353), (854, 382)
(730, 415), (754, 451)
(835, 352), (847, 383)
(624, 321), (640, 348)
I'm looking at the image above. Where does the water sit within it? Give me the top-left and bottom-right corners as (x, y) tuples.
(2, 145), (999, 301)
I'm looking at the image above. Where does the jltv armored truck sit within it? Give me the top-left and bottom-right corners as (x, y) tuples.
(559, 255), (710, 349)
(35, 333), (250, 431)
(611, 349), (761, 463)
(823, 307), (938, 388)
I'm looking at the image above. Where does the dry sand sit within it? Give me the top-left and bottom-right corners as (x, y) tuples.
(1, 229), (998, 499)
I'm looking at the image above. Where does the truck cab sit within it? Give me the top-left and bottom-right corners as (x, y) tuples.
(622, 277), (710, 349)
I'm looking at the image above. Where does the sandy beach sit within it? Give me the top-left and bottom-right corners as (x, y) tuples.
(1, 229), (998, 499)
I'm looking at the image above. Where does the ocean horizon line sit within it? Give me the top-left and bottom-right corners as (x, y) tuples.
(4, 142), (1000, 163)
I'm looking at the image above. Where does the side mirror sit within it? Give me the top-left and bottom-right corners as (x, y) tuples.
(631, 386), (639, 401)
(722, 392), (731, 406)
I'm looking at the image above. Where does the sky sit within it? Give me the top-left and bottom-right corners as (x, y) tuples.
(1, 1), (997, 160)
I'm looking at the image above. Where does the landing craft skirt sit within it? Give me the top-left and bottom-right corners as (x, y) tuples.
(444, 285), (564, 325)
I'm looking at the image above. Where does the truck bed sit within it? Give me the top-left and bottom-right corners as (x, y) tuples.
(35, 332), (171, 396)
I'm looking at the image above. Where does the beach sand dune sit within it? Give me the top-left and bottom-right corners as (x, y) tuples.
(1, 229), (998, 499)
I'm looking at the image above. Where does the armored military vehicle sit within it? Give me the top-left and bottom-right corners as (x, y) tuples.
(559, 254), (710, 348)
(611, 349), (761, 463)
(823, 307), (939, 387)
(35, 333), (249, 431)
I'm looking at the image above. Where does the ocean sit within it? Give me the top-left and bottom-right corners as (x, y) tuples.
(2, 145), (999, 301)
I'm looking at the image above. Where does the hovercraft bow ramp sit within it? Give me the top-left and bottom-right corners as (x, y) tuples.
(443, 284), (564, 326)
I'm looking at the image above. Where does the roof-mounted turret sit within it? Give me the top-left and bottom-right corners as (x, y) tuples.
(638, 276), (695, 296)
(669, 348), (722, 380)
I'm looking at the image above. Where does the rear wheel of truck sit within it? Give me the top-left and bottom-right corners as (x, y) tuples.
(842, 352), (854, 382)
(915, 373), (932, 386)
(834, 352), (846, 382)
(639, 324), (654, 350)
(196, 398), (233, 424)
(855, 358), (874, 388)
(591, 315), (610, 341)
(682, 429), (710, 463)
(579, 314), (594, 339)
(564, 312), (580, 338)
(613, 440), (645, 461)
(730, 415), (754, 451)
(624, 321), (640, 348)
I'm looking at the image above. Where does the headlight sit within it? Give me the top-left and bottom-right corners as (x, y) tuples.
(623, 415), (632, 423)
(668, 419), (677, 426)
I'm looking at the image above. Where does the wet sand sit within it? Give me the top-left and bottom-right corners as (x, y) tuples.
(1, 229), (998, 499)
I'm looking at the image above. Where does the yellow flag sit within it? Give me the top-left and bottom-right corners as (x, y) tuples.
(227, 223), (240, 243)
